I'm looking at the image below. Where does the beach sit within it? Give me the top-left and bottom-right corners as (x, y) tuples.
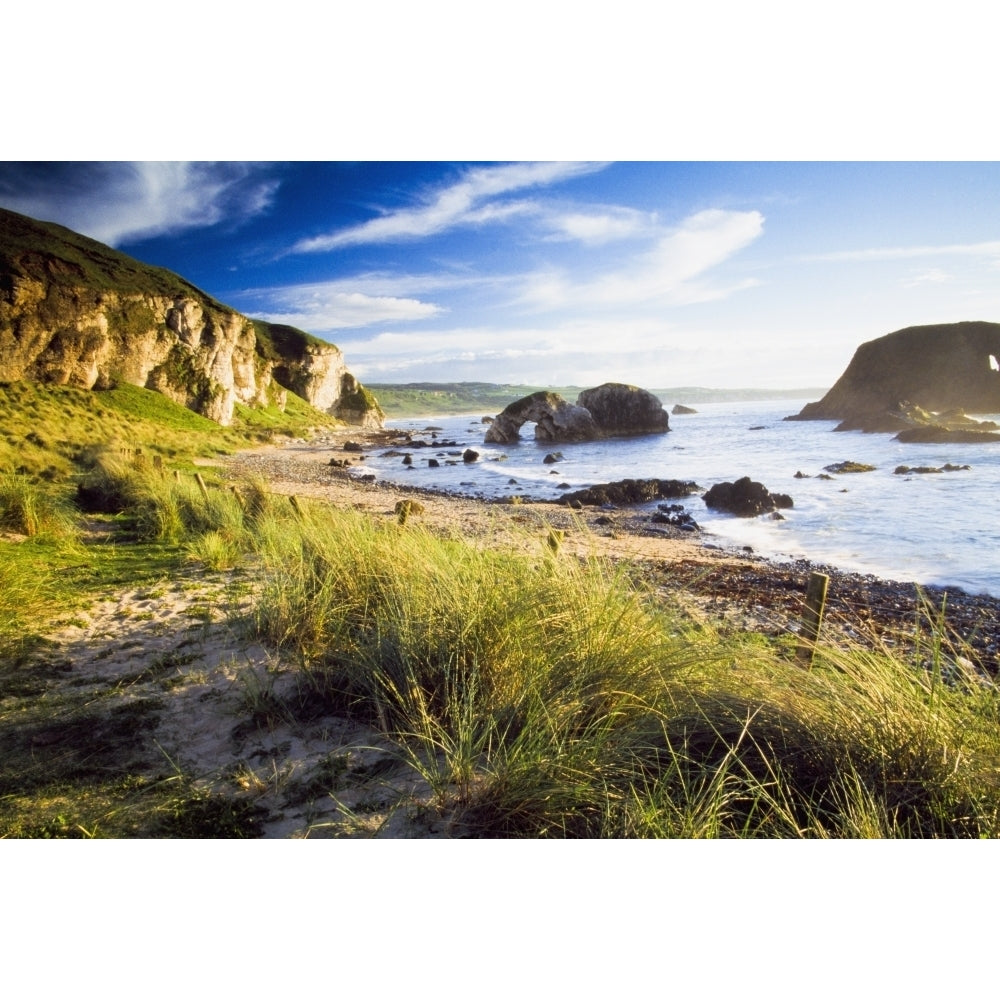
(222, 427), (1000, 675)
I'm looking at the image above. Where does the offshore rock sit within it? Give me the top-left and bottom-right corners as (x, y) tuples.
(484, 382), (669, 444)
(484, 391), (599, 444)
(789, 321), (1000, 433)
(703, 477), (794, 517)
(560, 478), (701, 507)
(576, 382), (670, 436)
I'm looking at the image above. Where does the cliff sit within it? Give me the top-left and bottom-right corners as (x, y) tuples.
(0, 207), (383, 428)
(790, 321), (1000, 432)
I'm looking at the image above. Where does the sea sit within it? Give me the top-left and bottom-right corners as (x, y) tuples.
(350, 399), (1000, 598)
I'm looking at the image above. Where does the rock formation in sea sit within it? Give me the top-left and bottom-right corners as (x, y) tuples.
(484, 382), (668, 444)
(576, 383), (670, 435)
(0, 207), (383, 428)
(789, 321), (1000, 434)
(702, 477), (794, 517)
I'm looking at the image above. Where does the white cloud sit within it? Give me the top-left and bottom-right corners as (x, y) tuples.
(0, 162), (278, 246)
(544, 206), (655, 244)
(254, 289), (443, 331)
(901, 268), (951, 288)
(291, 161), (607, 252)
(520, 209), (765, 309)
(804, 240), (1000, 263)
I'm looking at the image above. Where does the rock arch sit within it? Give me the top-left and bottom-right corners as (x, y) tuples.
(484, 391), (599, 444)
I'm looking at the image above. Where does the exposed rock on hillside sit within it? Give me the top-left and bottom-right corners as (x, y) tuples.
(0, 208), (383, 428)
(789, 322), (1000, 433)
(484, 382), (669, 444)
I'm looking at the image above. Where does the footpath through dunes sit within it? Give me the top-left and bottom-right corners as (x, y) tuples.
(220, 429), (1000, 674)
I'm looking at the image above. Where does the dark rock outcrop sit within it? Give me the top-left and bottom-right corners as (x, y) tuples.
(789, 322), (1000, 433)
(576, 383), (670, 436)
(671, 403), (697, 415)
(560, 478), (701, 507)
(703, 477), (793, 517)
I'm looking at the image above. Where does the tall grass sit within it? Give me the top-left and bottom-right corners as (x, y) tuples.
(76, 453), (248, 546)
(249, 503), (1000, 838)
(0, 473), (78, 538)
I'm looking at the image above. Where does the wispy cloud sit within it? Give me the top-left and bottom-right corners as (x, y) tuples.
(802, 240), (1000, 263)
(0, 162), (278, 246)
(901, 268), (951, 288)
(520, 209), (765, 309)
(291, 161), (607, 252)
(543, 205), (657, 244)
(251, 286), (443, 331)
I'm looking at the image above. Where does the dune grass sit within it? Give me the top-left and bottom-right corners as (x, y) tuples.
(249, 503), (1000, 838)
(4, 387), (1000, 837)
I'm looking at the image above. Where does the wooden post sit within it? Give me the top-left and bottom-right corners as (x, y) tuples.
(796, 571), (829, 667)
(194, 473), (210, 503)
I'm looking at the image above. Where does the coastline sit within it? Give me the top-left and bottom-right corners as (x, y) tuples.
(221, 426), (1000, 675)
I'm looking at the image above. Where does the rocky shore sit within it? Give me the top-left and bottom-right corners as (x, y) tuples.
(222, 428), (1000, 677)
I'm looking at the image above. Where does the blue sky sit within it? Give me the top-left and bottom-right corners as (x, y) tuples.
(3, 160), (1000, 389)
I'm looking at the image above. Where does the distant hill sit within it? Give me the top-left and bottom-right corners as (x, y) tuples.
(368, 382), (830, 418)
(0, 207), (382, 427)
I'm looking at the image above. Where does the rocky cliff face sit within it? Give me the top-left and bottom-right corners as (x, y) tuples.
(791, 321), (1000, 432)
(0, 208), (383, 428)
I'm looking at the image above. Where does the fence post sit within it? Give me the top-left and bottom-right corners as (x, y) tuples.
(796, 571), (829, 667)
(194, 473), (210, 503)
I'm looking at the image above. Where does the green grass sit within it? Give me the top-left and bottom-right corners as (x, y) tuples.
(0, 380), (338, 479)
(249, 504), (1000, 838)
(4, 371), (1000, 837)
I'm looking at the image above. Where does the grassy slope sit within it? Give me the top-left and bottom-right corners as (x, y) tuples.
(0, 380), (335, 479)
(0, 207), (225, 304)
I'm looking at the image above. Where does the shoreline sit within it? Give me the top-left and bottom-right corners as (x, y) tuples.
(220, 426), (1000, 675)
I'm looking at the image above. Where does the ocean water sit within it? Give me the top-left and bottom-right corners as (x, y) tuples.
(352, 400), (1000, 597)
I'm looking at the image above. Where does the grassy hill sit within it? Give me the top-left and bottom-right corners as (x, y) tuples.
(0, 380), (338, 480)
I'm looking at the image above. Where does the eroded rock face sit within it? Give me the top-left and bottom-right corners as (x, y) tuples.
(577, 383), (669, 435)
(484, 391), (599, 443)
(0, 207), (383, 428)
(790, 322), (1000, 433)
